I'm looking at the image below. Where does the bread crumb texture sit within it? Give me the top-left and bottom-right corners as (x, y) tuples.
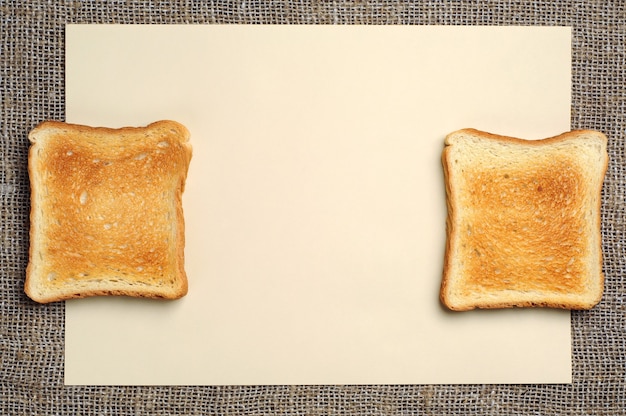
(26, 120), (192, 303)
(441, 129), (607, 311)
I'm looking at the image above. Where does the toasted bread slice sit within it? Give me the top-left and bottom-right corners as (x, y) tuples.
(441, 128), (607, 311)
(26, 120), (192, 303)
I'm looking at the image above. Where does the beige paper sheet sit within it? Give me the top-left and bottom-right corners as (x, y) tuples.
(64, 25), (573, 385)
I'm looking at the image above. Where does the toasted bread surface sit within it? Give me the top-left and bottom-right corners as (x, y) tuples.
(441, 128), (607, 311)
(26, 120), (192, 303)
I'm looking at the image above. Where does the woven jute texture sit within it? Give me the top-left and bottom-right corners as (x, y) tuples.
(2, 1), (625, 415)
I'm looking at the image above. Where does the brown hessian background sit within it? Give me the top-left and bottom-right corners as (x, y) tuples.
(1, 1), (625, 415)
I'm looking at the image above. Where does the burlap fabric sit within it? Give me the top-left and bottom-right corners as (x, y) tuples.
(2, 1), (625, 414)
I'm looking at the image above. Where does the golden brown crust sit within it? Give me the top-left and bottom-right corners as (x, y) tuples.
(441, 128), (607, 311)
(26, 120), (192, 303)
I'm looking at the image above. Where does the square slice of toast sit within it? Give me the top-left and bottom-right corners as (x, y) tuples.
(26, 120), (192, 303)
(441, 128), (607, 311)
